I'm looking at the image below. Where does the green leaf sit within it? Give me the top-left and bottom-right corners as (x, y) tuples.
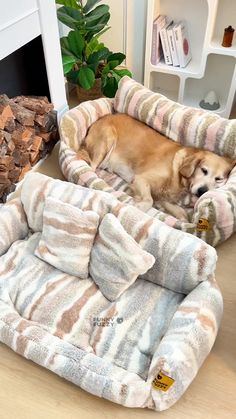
(56, 0), (79, 7)
(109, 69), (121, 83)
(87, 47), (110, 64)
(85, 14), (110, 35)
(85, 5), (109, 23)
(107, 60), (120, 70)
(101, 67), (131, 98)
(67, 30), (85, 58)
(107, 52), (126, 66)
(62, 55), (77, 74)
(85, 38), (103, 56)
(57, 6), (82, 30)
(84, 22), (109, 33)
(60, 37), (76, 57)
(83, 0), (102, 14)
(87, 62), (99, 74)
(78, 66), (95, 90)
(84, 31), (97, 43)
(101, 76), (118, 98)
(66, 69), (80, 84)
(113, 68), (132, 78)
(101, 64), (110, 76)
(84, 24), (110, 43)
(94, 25), (110, 39)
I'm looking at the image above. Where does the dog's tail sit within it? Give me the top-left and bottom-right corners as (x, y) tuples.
(76, 146), (91, 165)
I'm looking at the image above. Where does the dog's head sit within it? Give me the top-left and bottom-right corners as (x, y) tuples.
(180, 150), (236, 198)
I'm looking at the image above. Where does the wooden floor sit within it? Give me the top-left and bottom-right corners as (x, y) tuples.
(1, 109), (236, 418)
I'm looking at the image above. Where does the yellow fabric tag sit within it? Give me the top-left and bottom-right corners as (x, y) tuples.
(196, 218), (210, 232)
(152, 372), (175, 392)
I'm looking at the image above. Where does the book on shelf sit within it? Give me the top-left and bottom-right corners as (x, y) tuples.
(167, 23), (179, 66)
(151, 15), (166, 65)
(160, 20), (174, 65)
(173, 21), (192, 68)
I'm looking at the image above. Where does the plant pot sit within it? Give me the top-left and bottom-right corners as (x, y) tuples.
(75, 78), (104, 104)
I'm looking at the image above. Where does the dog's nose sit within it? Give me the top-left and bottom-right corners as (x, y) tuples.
(196, 186), (208, 197)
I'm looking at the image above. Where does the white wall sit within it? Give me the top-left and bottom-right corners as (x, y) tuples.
(125, 0), (148, 83)
(100, 0), (126, 54)
(101, 0), (148, 83)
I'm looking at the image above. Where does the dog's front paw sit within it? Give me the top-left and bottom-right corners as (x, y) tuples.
(135, 200), (153, 212)
(176, 207), (189, 222)
(161, 201), (189, 222)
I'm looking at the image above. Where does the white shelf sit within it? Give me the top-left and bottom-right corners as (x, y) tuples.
(144, 0), (236, 118)
(184, 54), (235, 116)
(150, 58), (201, 77)
(212, 0), (236, 48)
(150, 72), (180, 102)
(210, 39), (236, 56)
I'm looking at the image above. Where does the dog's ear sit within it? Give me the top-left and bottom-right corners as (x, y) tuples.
(179, 154), (202, 178)
(224, 157), (236, 173)
(230, 159), (236, 171)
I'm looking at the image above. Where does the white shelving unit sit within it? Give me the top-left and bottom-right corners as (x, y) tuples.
(144, 0), (236, 118)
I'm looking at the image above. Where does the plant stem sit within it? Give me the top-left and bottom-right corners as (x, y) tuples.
(79, 0), (84, 16)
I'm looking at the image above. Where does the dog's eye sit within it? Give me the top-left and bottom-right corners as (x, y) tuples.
(201, 168), (208, 175)
(215, 177), (223, 182)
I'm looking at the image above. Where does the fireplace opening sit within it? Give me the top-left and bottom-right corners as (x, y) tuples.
(0, 36), (59, 202)
(0, 36), (50, 99)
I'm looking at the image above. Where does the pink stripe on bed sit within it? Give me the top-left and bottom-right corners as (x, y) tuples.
(164, 215), (179, 227)
(205, 119), (222, 151)
(79, 171), (96, 184)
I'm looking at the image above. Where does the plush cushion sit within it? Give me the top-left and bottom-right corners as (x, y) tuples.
(35, 197), (99, 278)
(89, 213), (155, 301)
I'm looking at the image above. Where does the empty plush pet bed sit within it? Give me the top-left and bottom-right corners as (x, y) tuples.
(59, 76), (236, 246)
(0, 172), (223, 411)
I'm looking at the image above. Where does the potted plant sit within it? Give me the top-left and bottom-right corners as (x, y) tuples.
(56, 0), (132, 101)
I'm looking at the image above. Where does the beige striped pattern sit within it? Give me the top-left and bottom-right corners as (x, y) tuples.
(89, 213), (155, 301)
(35, 197), (99, 278)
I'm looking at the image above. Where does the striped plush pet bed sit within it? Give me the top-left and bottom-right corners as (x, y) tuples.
(59, 76), (236, 246)
(0, 172), (222, 411)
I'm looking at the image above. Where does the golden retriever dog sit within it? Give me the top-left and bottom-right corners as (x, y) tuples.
(81, 114), (235, 220)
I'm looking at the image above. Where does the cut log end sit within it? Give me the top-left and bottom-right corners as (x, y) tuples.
(0, 94), (58, 202)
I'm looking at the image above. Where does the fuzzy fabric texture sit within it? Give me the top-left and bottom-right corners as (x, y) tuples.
(35, 197), (99, 278)
(0, 172), (223, 411)
(0, 198), (28, 256)
(59, 76), (236, 246)
(89, 213), (155, 301)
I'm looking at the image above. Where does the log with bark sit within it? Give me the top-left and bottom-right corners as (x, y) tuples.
(0, 94), (58, 202)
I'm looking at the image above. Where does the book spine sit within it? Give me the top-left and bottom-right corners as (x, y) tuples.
(167, 28), (179, 66)
(173, 24), (184, 67)
(151, 23), (158, 65)
(174, 23), (191, 68)
(160, 26), (172, 65)
(173, 28), (180, 66)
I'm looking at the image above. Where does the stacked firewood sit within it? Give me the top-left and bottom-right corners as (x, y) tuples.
(0, 94), (58, 202)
